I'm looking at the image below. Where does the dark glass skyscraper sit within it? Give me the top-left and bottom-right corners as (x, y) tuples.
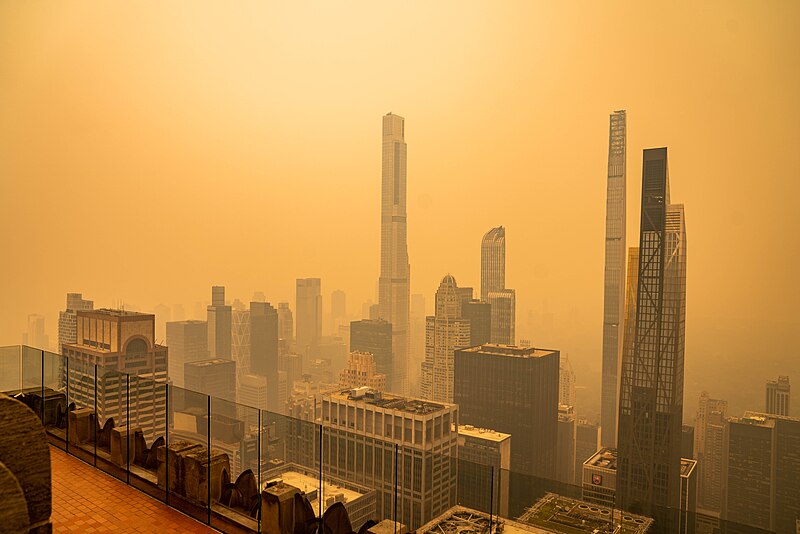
(350, 319), (393, 384)
(462, 299), (491, 346)
(617, 147), (687, 520)
(601, 110), (626, 447)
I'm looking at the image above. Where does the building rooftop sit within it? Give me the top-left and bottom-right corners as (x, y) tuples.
(518, 493), (653, 534)
(329, 387), (453, 415)
(418, 506), (539, 534)
(79, 308), (153, 319)
(457, 424), (510, 443)
(186, 358), (235, 368)
(585, 447), (618, 471)
(458, 344), (558, 359)
(264, 469), (365, 512)
(680, 458), (697, 478)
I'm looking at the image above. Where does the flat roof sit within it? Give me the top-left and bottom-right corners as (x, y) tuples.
(265, 470), (364, 510)
(518, 493), (653, 533)
(418, 506), (540, 534)
(185, 358), (235, 368)
(78, 309), (153, 319)
(328, 388), (453, 415)
(457, 344), (558, 359)
(585, 447), (617, 471)
(457, 424), (510, 442)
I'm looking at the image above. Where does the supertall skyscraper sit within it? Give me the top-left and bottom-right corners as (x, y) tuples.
(378, 112), (410, 394)
(481, 226), (505, 301)
(617, 148), (687, 518)
(600, 110), (627, 447)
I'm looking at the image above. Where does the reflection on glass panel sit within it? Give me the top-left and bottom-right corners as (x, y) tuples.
(0, 345), (21, 394)
(126, 375), (167, 500)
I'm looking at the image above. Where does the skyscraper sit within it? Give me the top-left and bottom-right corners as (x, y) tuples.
(338, 351), (387, 391)
(694, 392), (727, 513)
(231, 308), (251, 376)
(766, 375), (790, 416)
(409, 293), (426, 396)
(559, 353), (576, 406)
(296, 278), (322, 361)
(722, 412), (800, 533)
(487, 289), (515, 345)
(184, 358), (237, 404)
(22, 314), (49, 350)
(461, 299), (491, 347)
(420, 275), (471, 403)
(277, 302), (293, 345)
(58, 293), (94, 354)
(207, 285), (232, 359)
(350, 319), (393, 387)
(378, 112), (410, 395)
(454, 344), (559, 515)
(165, 320), (208, 388)
(617, 148), (687, 518)
(600, 110), (627, 447)
(330, 289), (346, 333)
(480, 226), (505, 301)
(557, 404), (577, 484)
(250, 301), (279, 410)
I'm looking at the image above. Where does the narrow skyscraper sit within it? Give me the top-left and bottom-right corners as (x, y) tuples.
(617, 148), (687, 519)
(377, 112), (410, 394)
(207, 285), (232, 359)
(295, 278), (322, 362)
(481, 226), (505, 301)
(600, 110), (627, 447)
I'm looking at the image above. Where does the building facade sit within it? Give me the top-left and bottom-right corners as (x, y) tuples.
(480, 226), (505, 301)
(600, 110), (627, 448)
(321, 387), (458, 530)
(350, 319), (393, 387)
(58, 293), (94, 354)
(339, 351), (387, 391)
(165, 320), (208, 388)
(62, 309), (168, 440)
(461, 299), (491, 347)
(694, 392), (727, 513)
(617, 148), (687, 518)
(766, 376), (791, 416)
(296, 278), (322, 361)
(377, 113), (411, 395)
(556, 404), (577, 485)
(420, 275), (471, 403)
(207, 286), (232, 359)
(487, 290), (515, 345)
(456, 425), (511, 517)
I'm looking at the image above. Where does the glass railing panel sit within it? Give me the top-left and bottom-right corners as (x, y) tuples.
(127, 374), (167, 501)
(92, 367), (130, 482)
(209, 396), (260, 532)
(0, 345), (21, 394)
(20, 346), (44, 420)
(167, 385), (211, 524)
(260, 409), (324, 529)
(42, 351), (69, 450)
(64, 358), (97, 465)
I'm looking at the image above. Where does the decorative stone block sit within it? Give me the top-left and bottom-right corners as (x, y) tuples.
(110, 426), (140, 467)
(182, 447), (230, 506)
(156, 441), (201, 496)
(67, 408), (94, 445)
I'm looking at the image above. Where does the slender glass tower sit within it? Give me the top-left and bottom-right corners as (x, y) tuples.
(600, 110), (627, 446)
(378, 113), (410, 394)
(617, 147), (687, 520)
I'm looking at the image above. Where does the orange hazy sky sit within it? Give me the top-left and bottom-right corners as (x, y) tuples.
(1, 1), (798, 416)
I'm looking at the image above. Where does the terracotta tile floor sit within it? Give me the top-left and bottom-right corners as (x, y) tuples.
(50, 446), (216, 533)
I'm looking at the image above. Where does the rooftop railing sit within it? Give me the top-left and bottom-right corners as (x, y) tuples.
(0, 345), (775, 534)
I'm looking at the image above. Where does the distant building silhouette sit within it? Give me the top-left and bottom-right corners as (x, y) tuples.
(207, 286), (232, 359)
(766, 375), (790, 416)
(461, 299), (491, 347)
(617, 148), (687, 519)
(421, 275), (471, 403)
(277, 301), (293, 348)
(165, 320), (208, 388)
(487, 289), (515, 345)
(378, 113), (410, 395)
(185, 358), (236, 405)
(559, 353), (576, 407)
(694, 392), (727, 513)
(250, 301), (279, 410)
(22, 314), (49, 350)
(601, 110), (627, 448)
(330, 289), (346, 334)
(295, 278), (322, 362)
(556, 404), (577, 485)
(480, 226), (505, 301)
(350, 319), (392, 386)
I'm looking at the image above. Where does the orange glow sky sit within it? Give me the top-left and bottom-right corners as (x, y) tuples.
(1, 1), (798, 416)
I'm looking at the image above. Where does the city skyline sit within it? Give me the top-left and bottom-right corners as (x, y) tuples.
(2, 3), (797, 424)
